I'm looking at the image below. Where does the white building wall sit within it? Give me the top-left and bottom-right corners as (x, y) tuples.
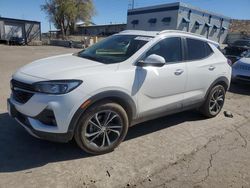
(127, 2), (230, 43)
(127, 10), (178, 31)
(0, 21), (4, 39)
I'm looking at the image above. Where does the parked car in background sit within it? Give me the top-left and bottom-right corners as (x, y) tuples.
(224, 39), (250, 63)
(8, 30), (231, 154)
(8, 37), (26, 45)
(232, 50), (250, 83)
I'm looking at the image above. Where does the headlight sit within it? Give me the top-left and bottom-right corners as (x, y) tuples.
(33, 80), (82, 94)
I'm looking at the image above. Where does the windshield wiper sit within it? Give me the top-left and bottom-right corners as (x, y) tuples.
(79, 54), (101, 62)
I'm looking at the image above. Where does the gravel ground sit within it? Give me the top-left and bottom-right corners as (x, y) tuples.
(0, 45), (249, 188)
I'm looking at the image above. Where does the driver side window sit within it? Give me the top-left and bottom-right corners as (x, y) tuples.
(145, 37), (183, 63)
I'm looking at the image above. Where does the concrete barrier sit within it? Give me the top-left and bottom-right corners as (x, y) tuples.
(27, 41), (43, 46)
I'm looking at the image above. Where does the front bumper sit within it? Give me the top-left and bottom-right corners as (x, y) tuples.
(7, 99), (74, 142)
(232, 67), (250, 84)
(7, 76), (90, 142)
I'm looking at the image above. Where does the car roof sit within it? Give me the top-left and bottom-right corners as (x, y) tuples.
(119, 30), (159, 37)
(119, 30), (219, 46)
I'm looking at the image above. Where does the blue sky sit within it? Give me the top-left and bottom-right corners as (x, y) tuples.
(0, 0), (249, 32)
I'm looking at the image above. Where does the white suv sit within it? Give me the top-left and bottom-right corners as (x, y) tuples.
(8, 30), (232, 154)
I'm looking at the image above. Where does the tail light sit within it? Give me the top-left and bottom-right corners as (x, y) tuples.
(227, 59), (232, 66)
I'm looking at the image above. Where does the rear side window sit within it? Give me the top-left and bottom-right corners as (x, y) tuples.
(186, 38), (213, 61)
(145, 37), (182, 63)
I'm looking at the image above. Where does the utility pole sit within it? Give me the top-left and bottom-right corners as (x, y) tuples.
(132, 0), (135, 9)
(49, 20), (52, 39)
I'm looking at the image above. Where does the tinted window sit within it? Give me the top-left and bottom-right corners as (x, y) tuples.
(205, 42), (214, 55)
(233, 40), (250, 47)
(186, 38), (213, 61)
(146, 37), (182, 63)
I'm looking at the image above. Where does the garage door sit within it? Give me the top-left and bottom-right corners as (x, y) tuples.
(4, 23), (24, 39)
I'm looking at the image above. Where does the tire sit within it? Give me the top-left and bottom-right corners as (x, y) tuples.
(200, 85), (226, 118)
(74, 101), (129, 154)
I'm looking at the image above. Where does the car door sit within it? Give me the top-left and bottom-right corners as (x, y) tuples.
(183, 37), (215, 107)
(136, 37), (187, 118)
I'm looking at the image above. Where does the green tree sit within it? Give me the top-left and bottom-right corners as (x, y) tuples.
(41, 0), (95, 38)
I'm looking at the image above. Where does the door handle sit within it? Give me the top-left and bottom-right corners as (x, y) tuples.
(209, 66), (216, 71)
(174, 69), (184, 75)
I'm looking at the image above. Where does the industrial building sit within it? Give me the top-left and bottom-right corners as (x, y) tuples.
(0, 17), (41, 44)
(127, 2), (231, 43)
(77, 23), (126, 36)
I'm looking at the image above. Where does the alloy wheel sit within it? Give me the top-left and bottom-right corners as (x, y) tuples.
(209, 88), (224, 116)
(83, 110), (123, 149)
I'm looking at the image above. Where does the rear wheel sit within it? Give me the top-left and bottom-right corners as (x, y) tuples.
(74, 102), (129, 154)
(200, 85), (225, 118)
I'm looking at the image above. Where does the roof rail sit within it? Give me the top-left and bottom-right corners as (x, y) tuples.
(158, 30), (219, 45)
(119, 30), (159, 37)
(158, 30), (202, 37)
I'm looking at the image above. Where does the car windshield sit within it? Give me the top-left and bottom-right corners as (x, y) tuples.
(233, 40), (250, 47)
(245, 51), (250, 58)
(78, 35), (152, 64)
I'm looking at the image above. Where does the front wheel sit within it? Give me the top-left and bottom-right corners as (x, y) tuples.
(74, 102), (129, 154)
(200, 85), (226, 118)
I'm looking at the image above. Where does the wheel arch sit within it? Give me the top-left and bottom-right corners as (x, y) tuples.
(68, 90), (137, 134)
(205, 76), (230, 99)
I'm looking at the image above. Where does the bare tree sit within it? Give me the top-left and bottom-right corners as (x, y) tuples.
(41, 0), (95, 38)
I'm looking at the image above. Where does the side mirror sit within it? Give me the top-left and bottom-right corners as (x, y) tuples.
(137, 54), (166, 67)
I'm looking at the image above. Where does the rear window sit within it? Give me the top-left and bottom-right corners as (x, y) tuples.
(186, 38), (213, 61)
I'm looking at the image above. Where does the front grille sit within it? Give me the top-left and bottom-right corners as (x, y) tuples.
(11, 79), (35, 104)
(237, 64), (250, 71)
(11, 79), (35, 91)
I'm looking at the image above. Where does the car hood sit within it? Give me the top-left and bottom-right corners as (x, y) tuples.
(18, 53), (106, 79)
(239, 57), (250, 65)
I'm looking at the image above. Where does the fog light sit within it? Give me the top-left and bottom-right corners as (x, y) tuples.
(35, 109), (57, 126)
